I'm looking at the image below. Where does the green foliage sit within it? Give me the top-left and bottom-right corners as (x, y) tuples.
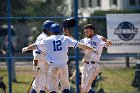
(0, 0), (65, 16)
(22, 0), (65, 16)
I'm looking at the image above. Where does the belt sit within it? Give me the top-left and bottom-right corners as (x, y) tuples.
(50, 62), (68, 64)
(33, 59), (46, 62)
(84, 61), (95, 64)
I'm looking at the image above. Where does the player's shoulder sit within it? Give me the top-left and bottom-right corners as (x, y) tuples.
(95, 34), (108, 43)
(40, 37), (50, 43)
(79, 38), (87, 44)
(38, 32), (48, 38)
(96, 35), (107, 41)
(95, 34), (101, 38)
(91, 34), (102, 43)
(61, 35), (72, 39)
(36, 32), (48, 41)
(96, 34), (106, 39)
(81, 37), (88, 41)
(93, 34), (102, 39)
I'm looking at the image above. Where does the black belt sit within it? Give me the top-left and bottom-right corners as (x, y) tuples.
(84, 61), (95, 64)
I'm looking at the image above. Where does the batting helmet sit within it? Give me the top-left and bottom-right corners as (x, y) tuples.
(50, 23), (61, 33)
(63, 17), (76, 28)
(43, 20), (54, 30)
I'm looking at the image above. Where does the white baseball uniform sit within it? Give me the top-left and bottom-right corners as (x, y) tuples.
(32, 32), (49, 92)
(35, 35), (79, 92)
(80, 34), (106, 92)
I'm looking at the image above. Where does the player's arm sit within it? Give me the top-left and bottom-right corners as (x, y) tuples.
(22, 43), (36, 53)
(101, 36), (112, 47)
(106, 40), (112, 47)
(63, 28), (77, 39)
(67, 36), (98, 54)
(77, 42), (98, 54)
(63, 28), (71, 37)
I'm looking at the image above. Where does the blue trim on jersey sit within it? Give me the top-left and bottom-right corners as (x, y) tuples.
(74, 41), (79, 48)
(35, 43), (42, 54)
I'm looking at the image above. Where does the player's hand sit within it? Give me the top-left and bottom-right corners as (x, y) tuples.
(22, 47), (28, 53)
(106, 40), (112, 46)
(92, 49), (98, 55)
(33, 66), (40, 76)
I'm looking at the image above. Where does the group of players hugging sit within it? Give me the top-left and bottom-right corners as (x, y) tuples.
(22, 18), (112, 93)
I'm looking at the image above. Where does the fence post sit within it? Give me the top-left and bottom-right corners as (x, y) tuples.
(135, 62), (140, 92)
(7, 0), (12, 92)
(126, 56), (130, 68)
(74, 0), (80, 93)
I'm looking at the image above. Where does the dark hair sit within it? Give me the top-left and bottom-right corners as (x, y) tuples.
(84, 24), (95, 31)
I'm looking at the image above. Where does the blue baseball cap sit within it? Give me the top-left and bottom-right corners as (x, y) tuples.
(50, 23), (61, 33)
(43, 20), (54, 30)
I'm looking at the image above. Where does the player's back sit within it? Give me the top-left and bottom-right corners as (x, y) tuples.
(36, 32), (48, 42)
(44, 35), (77, 64)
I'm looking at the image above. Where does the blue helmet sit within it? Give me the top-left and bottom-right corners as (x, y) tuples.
(50, 23), (61, 33)
(43, 20), (54, 30)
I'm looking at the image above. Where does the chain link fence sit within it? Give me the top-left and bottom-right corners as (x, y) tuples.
(0, 0), (140, 93)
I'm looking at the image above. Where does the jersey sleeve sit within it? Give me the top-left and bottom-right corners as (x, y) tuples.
(67, 36), (79, 48)
(79, 39), (85, 44)
(98, 36), (106, 47)
(35, 39), (47, 51)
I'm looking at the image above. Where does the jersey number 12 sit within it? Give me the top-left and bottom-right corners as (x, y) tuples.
(53, 40), (62, 51)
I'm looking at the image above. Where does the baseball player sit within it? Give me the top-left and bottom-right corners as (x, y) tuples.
(30, 20), (54, 93)
(80, 24), (112, 93)
(64, 24), (112, 93)
(22, 23), (98, 93)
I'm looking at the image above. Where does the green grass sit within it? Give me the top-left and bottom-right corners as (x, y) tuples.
(0, 67), (139, 93)
(99, 67), (138, 93)
(1, 67), (33, 93)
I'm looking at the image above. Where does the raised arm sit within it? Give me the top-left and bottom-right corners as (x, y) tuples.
(77, 42), (98, 54)
(101, 36), (112, 47)
(63, 28), (71, 37)
(22, 43), (36, 53)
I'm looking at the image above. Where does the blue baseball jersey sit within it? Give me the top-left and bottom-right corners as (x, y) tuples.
(36, 35), (78, 64)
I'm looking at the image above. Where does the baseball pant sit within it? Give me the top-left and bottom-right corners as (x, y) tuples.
(47, 63), (70, 92)
(32, 61), (49, 92)
(81, 63), (100, 93)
